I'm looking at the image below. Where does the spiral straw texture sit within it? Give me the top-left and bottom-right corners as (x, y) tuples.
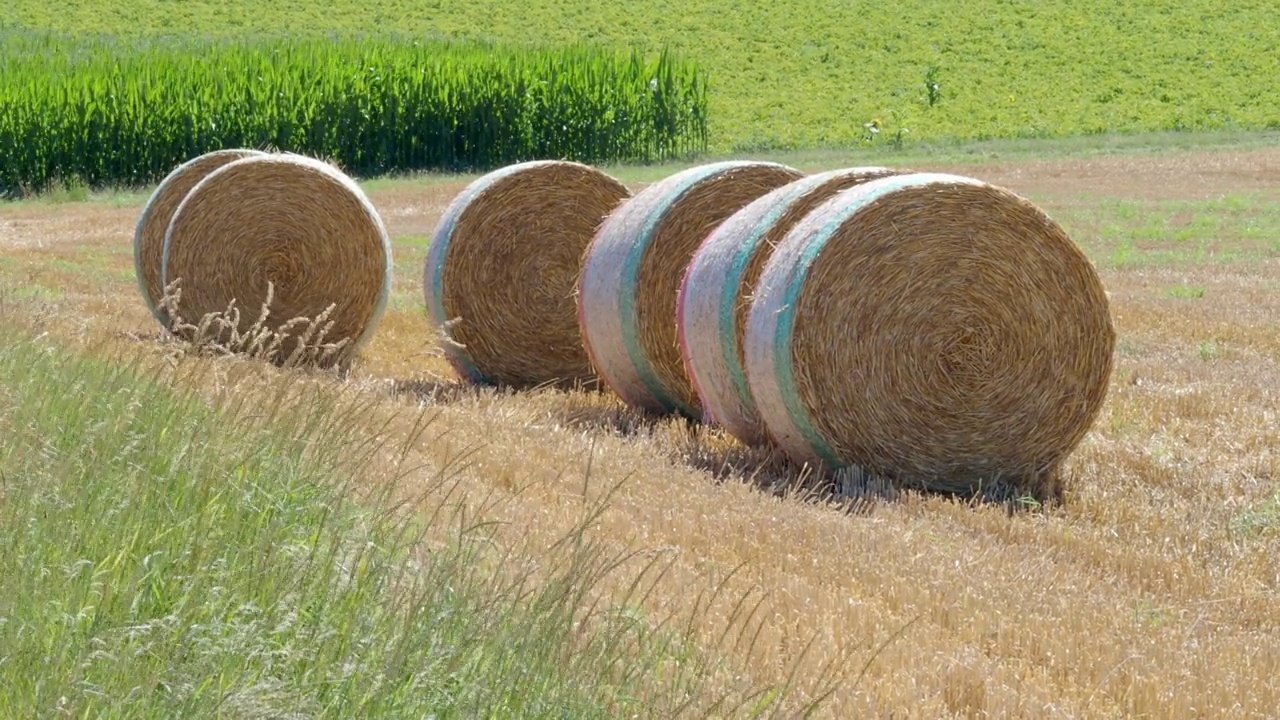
(424, 160), (631, 389)
(745, 172), (1116, 498)
(133, 148), (267, 326)
(676, 166), (906, 446)
(162, 153), (392, 363)
(577, 160), (804, 419)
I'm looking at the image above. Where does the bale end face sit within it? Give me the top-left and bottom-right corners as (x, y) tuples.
(745, 172), (1116, 501)
(161, 153), (392, 368)
(424, 160), (631, 390)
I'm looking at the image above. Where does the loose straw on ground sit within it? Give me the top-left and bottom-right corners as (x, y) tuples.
(161, 153), (392, 366)
(677, 166), (906, 447)
(577, 160), (804, 419)
(424, 160), (631, 389)
(745, 172), (1116, 501)
(133, 148), (267, 327)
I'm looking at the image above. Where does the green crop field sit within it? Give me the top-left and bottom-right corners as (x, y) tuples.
(6, 0), (1280, 155)
(0, 32), (708, 196)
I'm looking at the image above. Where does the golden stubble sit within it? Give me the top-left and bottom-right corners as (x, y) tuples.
(1, 152), (1277, 718)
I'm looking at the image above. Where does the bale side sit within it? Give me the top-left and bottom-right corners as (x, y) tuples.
(578, 160), (803, 418)
(676, 166), (904, 446)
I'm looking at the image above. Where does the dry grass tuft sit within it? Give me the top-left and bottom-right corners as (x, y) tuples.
(577, 160), (805, 420)
(746, 172), (1116, 502)
(678, 165), (907, 447)
(424, 160), (631, 390)
(155, 279), (354, 371)
(161, 153), (392, 368)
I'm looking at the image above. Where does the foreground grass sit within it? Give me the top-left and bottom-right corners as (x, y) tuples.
(6, 1), (1280, 152)
(0, 317), (787, 717)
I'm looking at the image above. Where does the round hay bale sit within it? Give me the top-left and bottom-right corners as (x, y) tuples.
(676, 166), (907, 447)
(577, 160), (805, 419)
(744, 172), (1116, 498)
(133, 147), (268, 326)
(423, 160), (631, 389)
(161, 153), (392, 365)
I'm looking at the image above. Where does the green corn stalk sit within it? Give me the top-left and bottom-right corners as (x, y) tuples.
(0, 29), (711, 198)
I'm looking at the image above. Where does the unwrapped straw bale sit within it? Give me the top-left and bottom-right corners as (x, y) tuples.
(424, 160), (631, 389)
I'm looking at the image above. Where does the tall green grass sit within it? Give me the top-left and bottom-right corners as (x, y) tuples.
(0, 313), (803, 717)
(0, 30), (709, 197)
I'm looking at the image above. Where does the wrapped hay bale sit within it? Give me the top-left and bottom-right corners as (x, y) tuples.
(133, 148), (267, 327)
(745, 172), (1116, 500)
(577, 160), (804, 419)
(424, 160), (631, 389)
(161, 153), (392, 366)
(676, 166), (906, 447)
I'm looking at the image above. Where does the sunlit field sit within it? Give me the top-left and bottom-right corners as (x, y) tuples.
(1, 137), (1276, 716)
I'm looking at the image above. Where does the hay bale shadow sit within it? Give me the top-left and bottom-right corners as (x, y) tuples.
(553, 394), (670, 438)
(674, 426), (897, 516)
(675, 422), (1062, 516)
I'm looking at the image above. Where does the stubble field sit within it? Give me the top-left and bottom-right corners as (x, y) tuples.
(1, 139), (1277, 717)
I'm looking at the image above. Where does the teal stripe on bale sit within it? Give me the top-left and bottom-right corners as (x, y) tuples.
(616, 164), (738, 416)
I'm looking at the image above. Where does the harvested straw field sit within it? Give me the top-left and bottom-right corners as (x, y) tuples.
(577, 160), (804, 419)
(132, 147), (266, 327)
(2, 137), (1278, 718)
(160, 152), (392, 366)
(746, 172), (1116, 501)
(677, 165), (905, 447)
(424, 160), (630, 389)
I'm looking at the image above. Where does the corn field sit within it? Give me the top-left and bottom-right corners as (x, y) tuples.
(0, 31), (710, 197)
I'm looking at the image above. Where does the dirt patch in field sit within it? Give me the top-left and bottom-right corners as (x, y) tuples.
(920, 145), (1280, 201)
